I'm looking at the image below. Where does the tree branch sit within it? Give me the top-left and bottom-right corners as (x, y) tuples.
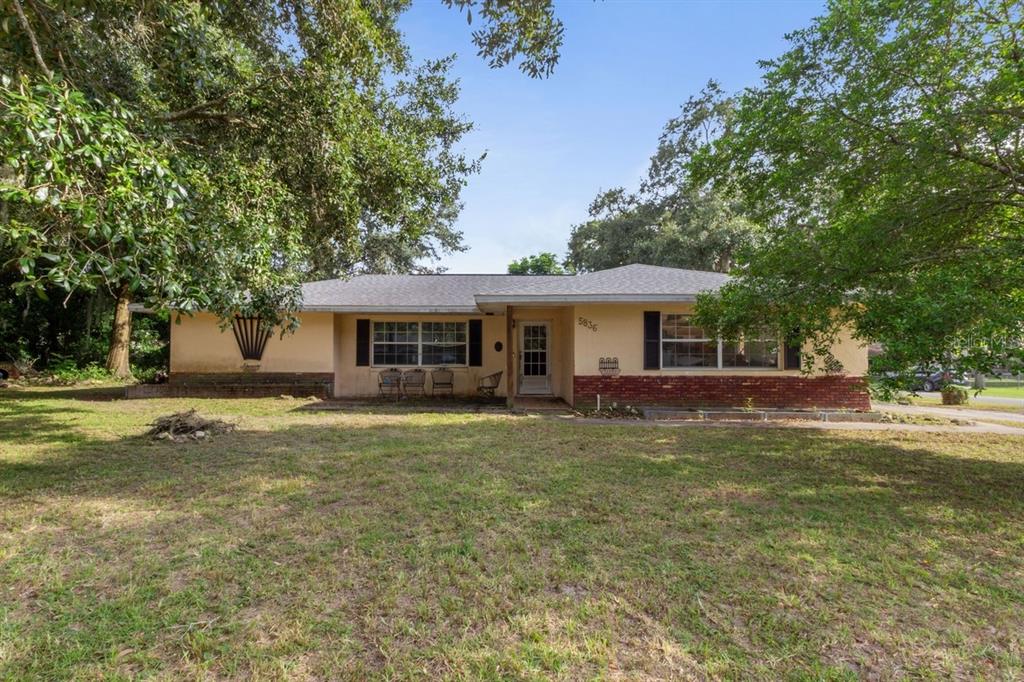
(830, 104), (1024, 187)
(159, 94), (233, 122)
(11, 0), (53, 78)
(159, 72), (292, 126)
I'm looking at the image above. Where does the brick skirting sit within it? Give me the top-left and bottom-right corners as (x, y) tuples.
(126, 383), (331, 399)
(126, 371), (335, 399)
(168, 372), (333, 385)
(572, 374), (871, 411)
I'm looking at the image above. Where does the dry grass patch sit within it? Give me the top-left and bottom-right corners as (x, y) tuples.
(1, 387), (1023, 679)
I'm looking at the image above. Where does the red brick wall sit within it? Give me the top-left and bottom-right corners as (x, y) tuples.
(572, 375), (871, 410)
(153, 372), (333, 398)
(126, 383), (331, 399)
(169, 372), (333, 385)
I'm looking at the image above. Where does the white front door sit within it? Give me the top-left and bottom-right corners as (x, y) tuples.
(518, 321), (551, 395)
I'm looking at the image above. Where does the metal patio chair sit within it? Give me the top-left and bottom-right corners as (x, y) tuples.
(430, 367), (454, 397)
(402, 368), (426, 398)
(477, 371), (502, 398)
(378, 368), (403, 400)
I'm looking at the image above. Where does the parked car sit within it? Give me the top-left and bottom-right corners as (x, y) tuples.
(913, 368), (966, 392)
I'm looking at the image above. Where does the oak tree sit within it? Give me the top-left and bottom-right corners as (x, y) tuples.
(691, 0), (1024, 383)
(1, 0), (563, 375)
(567, 84), (758, 274)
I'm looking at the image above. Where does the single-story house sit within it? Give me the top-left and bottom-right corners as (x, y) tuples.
(167, 264), (870, 409)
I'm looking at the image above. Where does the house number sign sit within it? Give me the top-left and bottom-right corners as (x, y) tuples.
(578, 316), (598, 332)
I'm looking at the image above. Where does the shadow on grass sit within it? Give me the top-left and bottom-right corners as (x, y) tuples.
(0, 398), (94, 447)
(288, 397), (510, 417)
(3, 410), (1024, 677)
(4, 414), (1023, 522)
(1, 384), (127, 401)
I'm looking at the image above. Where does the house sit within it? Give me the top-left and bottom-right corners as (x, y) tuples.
(166, 264), (870, 409)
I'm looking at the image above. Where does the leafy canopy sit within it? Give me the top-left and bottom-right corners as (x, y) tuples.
(567, 83), (759, 274)
(691, 0), (1024, 379)
(1, 0), (564, 328)
(507, 252), (569, 275)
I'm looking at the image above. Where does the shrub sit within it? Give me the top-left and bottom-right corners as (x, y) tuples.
(131, 365), (168, 384)
(40, 358), (115, 385)
(941, 384), (968, 405)
(52, 361), (111, 383)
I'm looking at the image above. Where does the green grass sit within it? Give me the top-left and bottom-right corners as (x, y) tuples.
(975, 379), (1024, 400)
(2, 387), (1024, 679)
(910, 396), (1024, 415)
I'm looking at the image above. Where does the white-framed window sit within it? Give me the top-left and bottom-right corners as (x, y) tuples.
(372, 321), (467, 367)
(661, 314), (718, 368)
(661, 314), (779, 370)
(421, 322), (467, 365)
(721, 338), (780, 368)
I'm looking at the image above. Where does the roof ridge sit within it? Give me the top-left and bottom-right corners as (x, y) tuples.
(599, 263), (724, 274)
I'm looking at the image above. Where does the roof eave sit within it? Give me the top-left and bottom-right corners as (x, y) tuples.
(299, 304), (484, 314)
(473, 293), (702, 305)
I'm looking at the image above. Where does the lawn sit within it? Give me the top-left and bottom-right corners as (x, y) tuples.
(909, 396), (1024, 416)
(976, 379), (1024, 400)
(2, 388), (1023, 679)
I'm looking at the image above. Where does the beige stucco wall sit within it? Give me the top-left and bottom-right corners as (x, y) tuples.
(169, 302), (868, 398)
(333, 313), (507, 397)
(572, 303), (868, 377)
(508, 307), (573, 400)
(170, 311), (334, 374)
(805, 323), (870, 376)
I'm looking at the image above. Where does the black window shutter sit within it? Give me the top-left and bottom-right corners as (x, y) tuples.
(643, 311), (661, 370)
(356, 319), (370, 366)
(784, 329), (801, 370)
(468, 319), (483, 366)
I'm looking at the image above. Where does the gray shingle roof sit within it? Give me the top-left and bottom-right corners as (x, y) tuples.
(475, 264), (729, 302)
(299, 264), (729, 313)
(300, 274), (568, 312)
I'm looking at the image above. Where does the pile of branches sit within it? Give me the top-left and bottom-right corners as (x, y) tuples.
(147, 409), (235, 442)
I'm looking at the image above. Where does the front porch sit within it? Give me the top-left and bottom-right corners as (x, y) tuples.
(326, 307), (575, 404)
(500, 305), (575, 407)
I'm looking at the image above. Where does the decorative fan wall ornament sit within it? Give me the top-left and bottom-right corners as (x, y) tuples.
(231, 316), (272, 361)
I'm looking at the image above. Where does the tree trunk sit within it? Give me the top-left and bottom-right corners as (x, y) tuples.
(105, 286), (132, 378)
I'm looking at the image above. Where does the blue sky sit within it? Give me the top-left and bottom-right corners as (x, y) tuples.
(397, 1), (824, 273)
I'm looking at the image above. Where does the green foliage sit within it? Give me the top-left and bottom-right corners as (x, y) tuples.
(567, 83), (759, 273)
(1, 76), (203, 304)
(941, 385), (969, 406)
(507, 252), (569, 275)
(45, 359), (113, 384)
(691, 0), (1024, 383)
(0, 270), (169, 374)
(1, 0), (566, 338)
(442, 0), (564, 78)
(129, 364), (165, 385)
